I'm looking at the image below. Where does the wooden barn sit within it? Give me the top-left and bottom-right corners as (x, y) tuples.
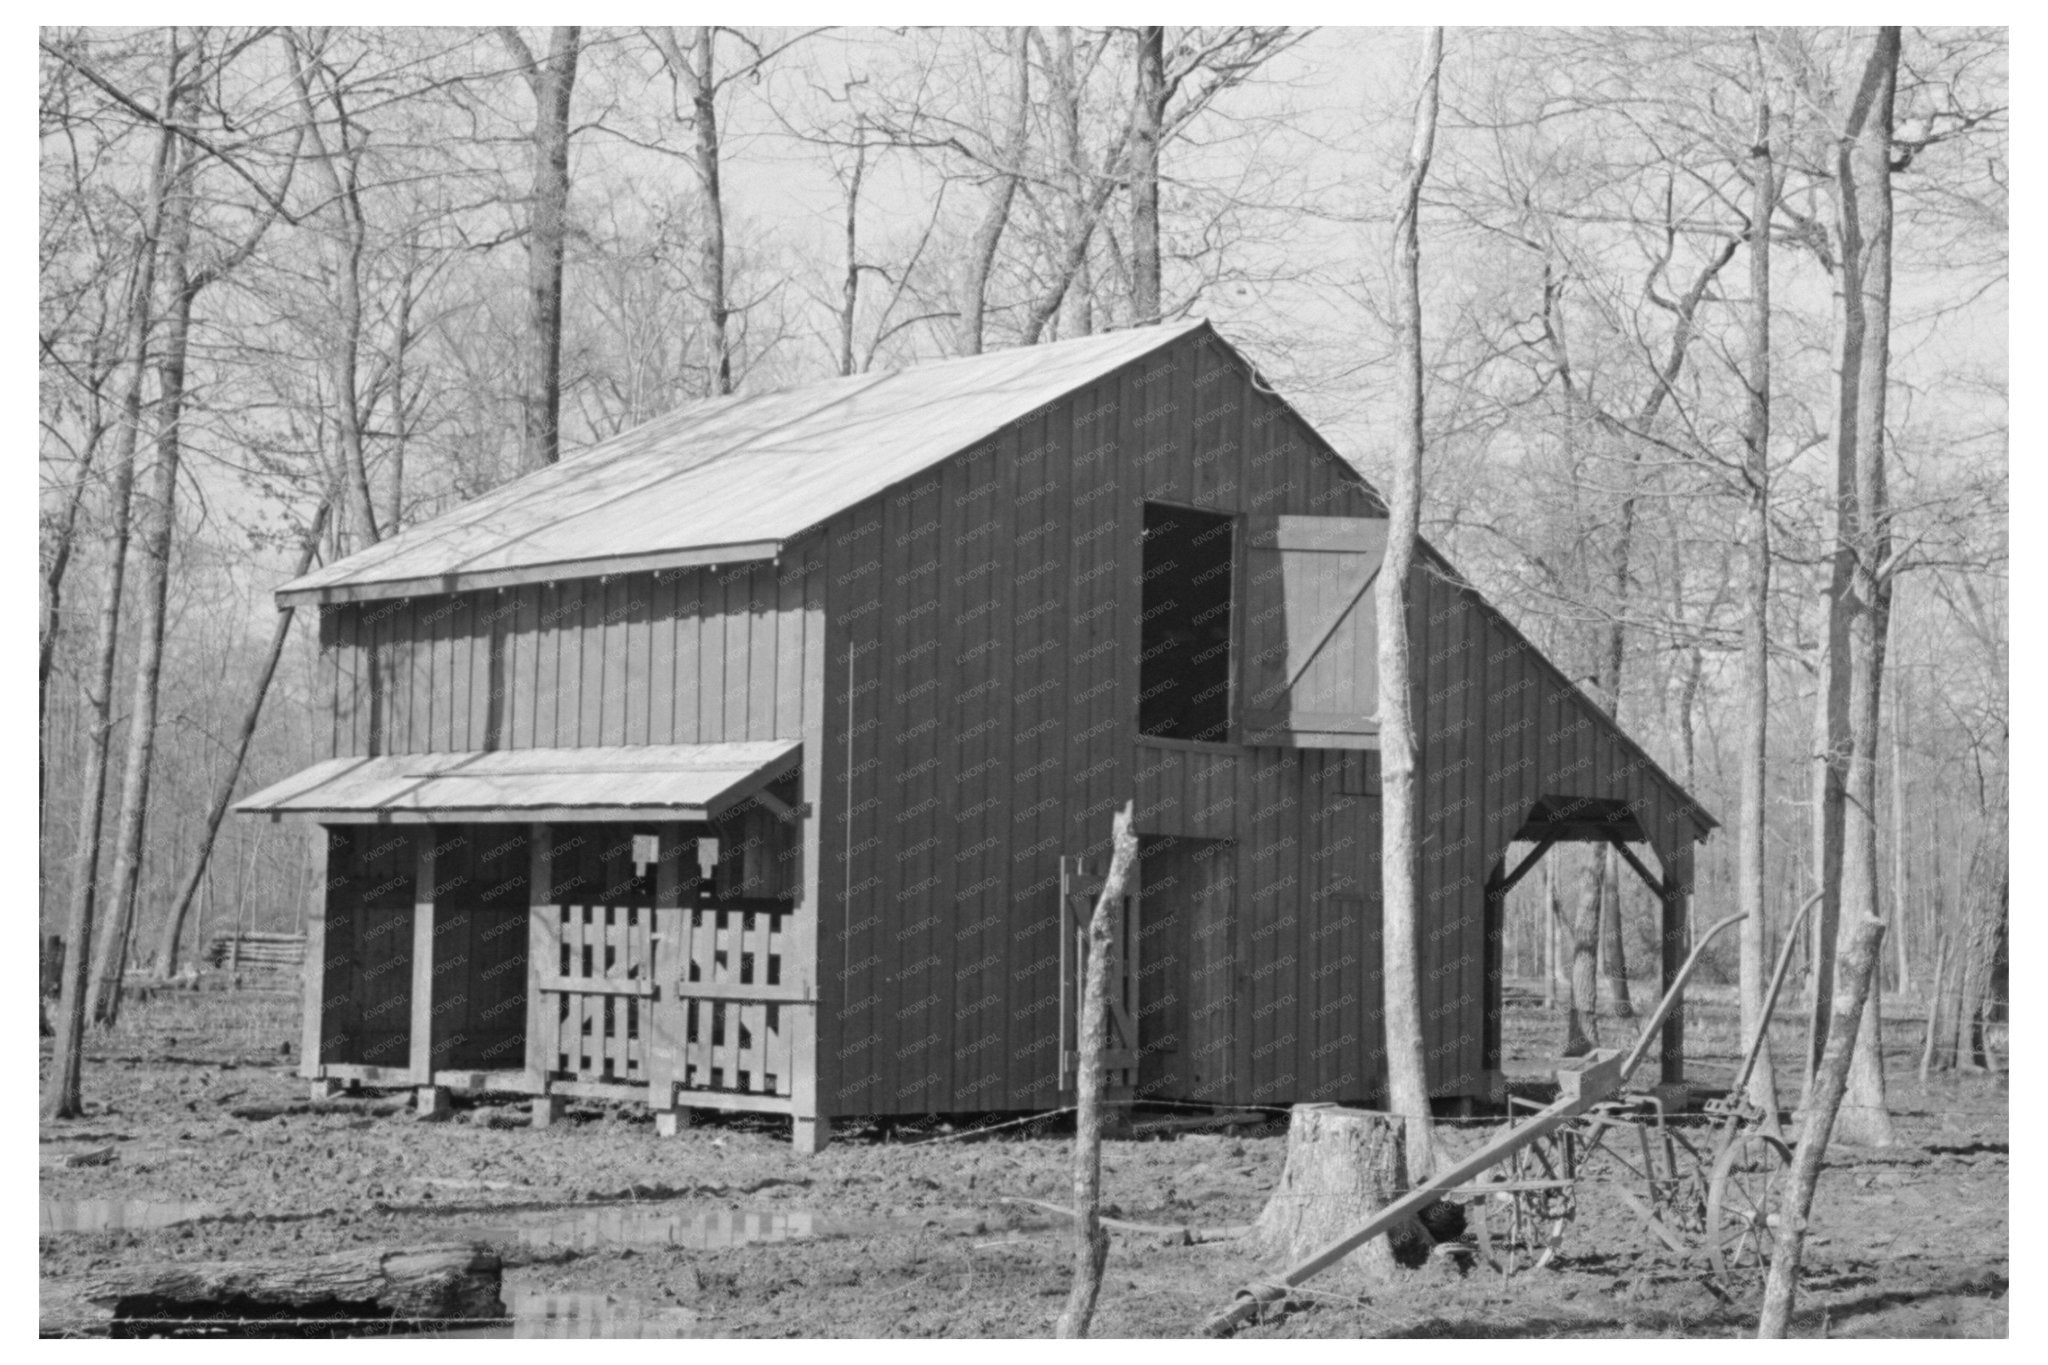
(240, 320), (1715, 1153)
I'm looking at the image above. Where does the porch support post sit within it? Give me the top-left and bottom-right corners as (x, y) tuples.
(790, 572), (830, 1156)
(301, 827), (334, 1086)
(409, 828), (439, 1102)
(1481, 858), (1507, 1089)
(527, 823), (561, 1127)
(1659, 838), (1694, 1089)
(650, 820), (687, 1136)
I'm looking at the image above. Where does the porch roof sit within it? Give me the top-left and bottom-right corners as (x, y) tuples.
(234, 740), (800, 824)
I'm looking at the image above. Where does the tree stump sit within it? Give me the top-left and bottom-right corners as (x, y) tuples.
(1245, 1105), (1427, 1285)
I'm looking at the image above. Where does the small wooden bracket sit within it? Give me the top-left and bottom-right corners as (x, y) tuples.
(749, 790), (811, 825)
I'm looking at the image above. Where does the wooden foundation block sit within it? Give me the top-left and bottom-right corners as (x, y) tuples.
(530, 1094), (566, 1128)
(654, 1107), (691, 1138)
(791, 1115), (831, 1156)
(415, 1086), (452, 1119)
(309, 1077), (347, 1102)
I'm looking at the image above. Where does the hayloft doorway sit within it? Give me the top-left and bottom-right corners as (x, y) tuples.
(1139, 502), (1234, 743)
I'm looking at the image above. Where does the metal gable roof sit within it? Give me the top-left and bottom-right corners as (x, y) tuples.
(234, 740), (801, 823)
(278, 321), (1206, 607)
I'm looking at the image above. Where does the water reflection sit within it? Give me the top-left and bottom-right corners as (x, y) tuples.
(40, 1199), (223, 1234)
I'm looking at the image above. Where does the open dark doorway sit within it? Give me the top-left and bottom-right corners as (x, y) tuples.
(1139, 503), (1234, 743)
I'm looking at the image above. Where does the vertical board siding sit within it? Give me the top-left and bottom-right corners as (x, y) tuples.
(307, 326), (1705, 1119)
(323, 562), (823, 757)
(813, 327), (1705, 1116)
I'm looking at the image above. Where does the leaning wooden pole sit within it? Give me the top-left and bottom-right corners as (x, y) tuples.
(1203, 914), (1743, 1336)
(152, 500), (331, 978)
(1055, 801), (1138, 1340)
(1757, 916), (1887, 1336)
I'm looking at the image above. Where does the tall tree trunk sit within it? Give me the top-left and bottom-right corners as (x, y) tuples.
(1130, 25), (1165, 325)
(1541, 856), (1560, 1010)
(1804, 46), (1868, 1086)
(88, 137), (199, 1027)
(1952, 820), (2005, 1071)
(1563, 845), (1602, 1056)
(1831, 25), (1901, 1149)
(40, 411), (104, 819)
(287, 32), (380, 550)
(1887, 604), (1911, 994)
(836, 134), (865, 377)
(497, 25), (580, 467)
(1598, 848), (1634, 1018)
(1056, 27), (1095, 340)
(381, 232), (419, 533)
(46, 40), (183, 1120)
(1737, 27), (1783, 1120)
(152, 502), (333, 978)
(956, 27), (1030, 355)
(1376, 26), (1442, 1185)
(671, 27), (731, 394)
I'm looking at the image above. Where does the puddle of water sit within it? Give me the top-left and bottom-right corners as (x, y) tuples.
(428, 1290), (704, 1340)
(40, 1198), (223, 1234)
(503, 1206), (825, 1252)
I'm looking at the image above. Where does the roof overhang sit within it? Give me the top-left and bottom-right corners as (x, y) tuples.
(276, 541), (782, 610)
(234, 740), (800, 824)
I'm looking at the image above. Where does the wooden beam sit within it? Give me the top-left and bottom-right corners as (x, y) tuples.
(664, 980), (817, 1005)
(526, 824), (556, 1087)
(789, 588), (828, 1152)
(299, 828), (332, 1079)
(1490, 832), (1560, 897)
(648, 820), (684, 1112)
(1601, 827), (1664, 898)
(534, 974), (654, 998)
(1657, 840), (1694, 1088)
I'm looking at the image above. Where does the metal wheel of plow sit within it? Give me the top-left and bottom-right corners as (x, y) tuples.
(1705, 1130), (1793, 1284)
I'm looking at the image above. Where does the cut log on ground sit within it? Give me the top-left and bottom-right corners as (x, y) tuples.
(40, 1242), (503, 1338)
(1245, 1104), (1432, 1287)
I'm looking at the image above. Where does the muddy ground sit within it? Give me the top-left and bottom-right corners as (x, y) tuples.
(39, 984), (2007, 1338)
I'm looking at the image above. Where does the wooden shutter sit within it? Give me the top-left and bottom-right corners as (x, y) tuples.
(1241, 514), (1388, 749)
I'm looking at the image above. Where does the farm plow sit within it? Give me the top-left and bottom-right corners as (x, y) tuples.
(1206, 906), (1816, 1335)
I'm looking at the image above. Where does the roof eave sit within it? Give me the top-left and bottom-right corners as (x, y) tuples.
(276, 540), (784, 609)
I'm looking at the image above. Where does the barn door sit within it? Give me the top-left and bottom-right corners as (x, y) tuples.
(1240, 514), (1389, 749)
(1058, 855), (1139, 1093)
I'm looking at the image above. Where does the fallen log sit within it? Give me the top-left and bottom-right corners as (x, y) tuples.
(40, 1242), (503, 1338)
(1001, 1195), (1249, 1244)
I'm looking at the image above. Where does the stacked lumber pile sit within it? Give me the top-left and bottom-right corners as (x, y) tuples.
(206, 931), (306, 974)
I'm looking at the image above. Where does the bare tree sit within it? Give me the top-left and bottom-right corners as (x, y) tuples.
(1735, 27), (1784, 1121)
(496, 25), (580, 467)
(957, 26), (1030, 355)
(87, 130), (199, 1025)
(1129, 25), (1164, 325)
(650, 28), (734, 393)
(1376, 25), (1444, 1184)
(1827, 24), (1903, 1147)
(287, 28), (381, 548)
(45, 33), (184, 1120)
